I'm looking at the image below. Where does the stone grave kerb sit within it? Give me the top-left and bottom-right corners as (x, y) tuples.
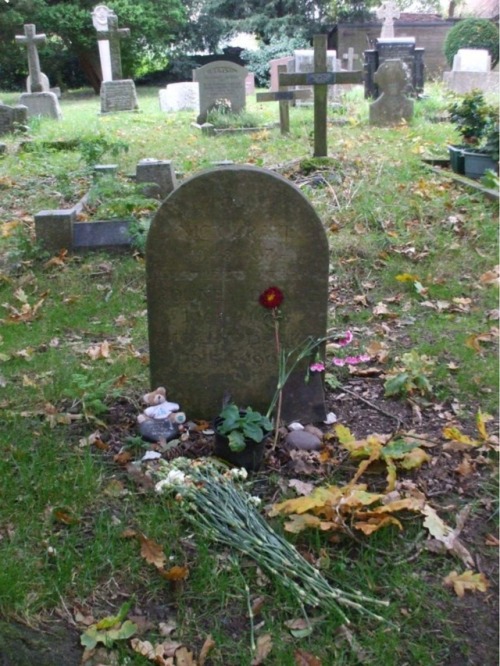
(15, 24), (46, 93)
(145, 165), (330, 422)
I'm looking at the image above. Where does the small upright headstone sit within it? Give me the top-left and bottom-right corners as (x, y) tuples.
(136, 159), (178, 200)
(0, 103), (28, 136)
(245, 73), (256, 95)
(15, 24), (62, 119)
(159, 82), (199, 112)
(193, 61), (248, 123)
(145, 165), (329, 423)
(452, 48), (491, 72)
(269, 55), (294, 91)
(369, 59), (413, 126)
(443, 48), (498, 94)
(92, 5), (138, 113)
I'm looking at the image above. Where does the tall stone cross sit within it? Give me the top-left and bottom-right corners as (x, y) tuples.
(93, 6), (130, 81)
(279, 34), (363, 157)
(256, 65), (311, 135)
(15, 24), (46, 93)
(376, 1), (400, 39)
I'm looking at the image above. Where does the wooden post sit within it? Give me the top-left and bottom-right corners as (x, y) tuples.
(256, 66), (311, 135)
(279, 34), (363, 157)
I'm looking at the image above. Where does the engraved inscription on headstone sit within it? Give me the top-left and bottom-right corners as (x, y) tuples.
(145, 165), (330, 423)
(193, 61), (248, 123)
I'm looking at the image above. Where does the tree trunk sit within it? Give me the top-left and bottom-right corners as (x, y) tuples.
(77, 49), (102, 94)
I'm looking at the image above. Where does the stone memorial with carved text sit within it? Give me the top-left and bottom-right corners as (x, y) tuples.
(145, 165), (329, 423)
(193, 61), (248, 123)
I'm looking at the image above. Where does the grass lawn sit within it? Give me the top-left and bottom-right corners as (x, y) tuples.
(0, 84), (498, 666)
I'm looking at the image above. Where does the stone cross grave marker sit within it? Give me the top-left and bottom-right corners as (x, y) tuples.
(279, 34), (362, 157)
(92, 5), (114, 81)
(256, 65), (311, 134)
(376, 1), (400, 39)
(342, 47), (357, 71)
(15, 24), (46, 93)
(94, 7), (130, 80)
(145, 165), (330, 423)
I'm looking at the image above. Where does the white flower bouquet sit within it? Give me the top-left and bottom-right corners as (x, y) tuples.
(154, 457), (389, 625)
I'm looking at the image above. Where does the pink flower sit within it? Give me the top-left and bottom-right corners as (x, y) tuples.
(337, 331), (353, 347)
(309, 362), (325, 373)
(332, 357), (346, 367)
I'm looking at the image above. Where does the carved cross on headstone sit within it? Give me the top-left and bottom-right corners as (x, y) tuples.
(15, 24), (46, 93)
(279, 34), (363, 157)
(376, 1), (400, 39)
(95, 10), (130, 80)
(256, 65), (311, 134)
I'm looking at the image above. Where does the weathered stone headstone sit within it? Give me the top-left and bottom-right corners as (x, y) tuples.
(159, 82), (199, 112)
(15, 24), (62, 119)
(269, 55), (294, 92)
(193, 61), (248, 124)
(376, 1), (400, 39)
(369, 59), (413, 126)
(0, 103), (28, 136)
(443, 48), (498, 94)
(136, 158), (178, 199)
(256, 65), (311, 134)
(92, 5), (138, 113)
(280, 35), (363, 157)
(364, 38), (424, 98)
(342, 47), (357, 71)
(146, 165), (329, 423)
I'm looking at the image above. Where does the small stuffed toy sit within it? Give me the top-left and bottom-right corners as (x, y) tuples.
(137, 387), (186, 425)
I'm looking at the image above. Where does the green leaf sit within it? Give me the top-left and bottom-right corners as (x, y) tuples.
(382, 439), (420, 459)
(228, 431), (246, 452)
(384, 372), (410, 397)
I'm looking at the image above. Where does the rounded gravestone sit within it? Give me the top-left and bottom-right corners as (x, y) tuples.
(145, 165), (329, 421)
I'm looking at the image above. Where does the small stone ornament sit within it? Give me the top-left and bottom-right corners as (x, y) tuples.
(137, 386), (186, 443)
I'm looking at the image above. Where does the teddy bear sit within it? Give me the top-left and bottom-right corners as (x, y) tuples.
(137, 387), (186, 425)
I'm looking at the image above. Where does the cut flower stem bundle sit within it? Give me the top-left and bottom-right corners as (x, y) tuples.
(154, 458), (390, 625)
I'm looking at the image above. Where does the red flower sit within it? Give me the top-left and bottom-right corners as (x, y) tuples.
(259, 286), (284, 310)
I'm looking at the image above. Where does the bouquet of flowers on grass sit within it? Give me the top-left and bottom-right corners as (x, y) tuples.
(154, 457), (389, 625)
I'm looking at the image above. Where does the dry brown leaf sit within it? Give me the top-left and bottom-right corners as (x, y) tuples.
(479, 266), (500, 285)
(294, 648), (322, 666)
(251, 596), (266, 617)
(198, 634), (215, 666)
(485, 534), (500, 547)
(139, 534), (166, 569)
(86, 340), (111, 360)
(251, 634), (273, 665)
(175, 646), (197, 665)
(443, 570), (489, 597)
(161, 565), (189, 581)
(288, 479), (315, 496)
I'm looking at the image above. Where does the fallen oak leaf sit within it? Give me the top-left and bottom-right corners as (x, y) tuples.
(443, 570), (489, 597)
(175, 645), (197, 665)
(139, 533), (167, 570)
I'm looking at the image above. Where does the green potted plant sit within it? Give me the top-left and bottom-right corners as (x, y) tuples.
(448, 90), (499, 179)
(213, 403), (273, 472)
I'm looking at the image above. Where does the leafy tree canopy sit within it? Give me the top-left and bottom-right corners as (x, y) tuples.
(0, 0), (186, 91)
